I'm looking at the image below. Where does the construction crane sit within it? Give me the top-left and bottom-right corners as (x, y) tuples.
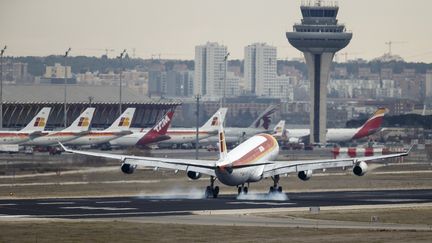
(385, 41), (407, 55)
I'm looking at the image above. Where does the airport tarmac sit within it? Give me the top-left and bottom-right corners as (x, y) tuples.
(1, 189), (431, 221)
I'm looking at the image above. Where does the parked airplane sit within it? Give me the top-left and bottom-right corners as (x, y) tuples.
(25, 107), (95, 146)
(0, 107), (51, 144)
(200, 105), (278, 145)
(286, 108), (388, 143)
(64, 108), (136, 147)
(109, 110), (175, 148)
(60, 111), (409, 198)
(155, 107), (228, 146)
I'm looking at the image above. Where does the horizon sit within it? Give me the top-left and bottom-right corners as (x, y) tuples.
(1, 0), (432, 63)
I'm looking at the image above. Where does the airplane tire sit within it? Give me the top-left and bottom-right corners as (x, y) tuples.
(213, 186), (219, 198)
(243, 187), (248, 194)
(238, 187), (242, 195)
(277, 186), (283, 193)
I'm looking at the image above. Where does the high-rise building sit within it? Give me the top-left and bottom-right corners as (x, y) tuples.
(426, 70), (432, 98)
(286, 0), (352, 143)
(194, 42), (229, 98)
(244, 43), (277, 96)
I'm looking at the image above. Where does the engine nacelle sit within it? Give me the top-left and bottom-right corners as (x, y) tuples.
(121, 163), (136, 174)
(298, 170), (313, 181)
(187, 171), (201, 180)
(353, 161), (368, 176)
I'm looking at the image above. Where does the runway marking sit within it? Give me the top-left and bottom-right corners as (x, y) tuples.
(95, 200), (131, 204)
(0, 215), (30, 218)
(361, 199), (428, 203)
(228, 202), (295, 206)
(61, 206), (137, 211)
(37, 202), (75, 205)
(0, 203), (17, 206)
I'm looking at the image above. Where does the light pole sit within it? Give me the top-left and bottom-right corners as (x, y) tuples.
(64, 47), (71, 128)
(221, 52), (230, 108)
(195, 94), (201, 159)
(117, 49), (126, 116)
(0, 45), (6, 129)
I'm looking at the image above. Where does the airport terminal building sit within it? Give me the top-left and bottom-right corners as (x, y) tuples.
(2, 84), (180, 130)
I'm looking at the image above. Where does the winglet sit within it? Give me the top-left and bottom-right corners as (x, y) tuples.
(58, 142), (69, 152)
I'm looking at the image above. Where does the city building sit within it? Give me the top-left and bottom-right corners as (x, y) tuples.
(194, 42), (230, 99)
(286, 0), (352, 143)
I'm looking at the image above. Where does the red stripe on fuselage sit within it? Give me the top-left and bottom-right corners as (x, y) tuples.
(231, 134), (277, 167)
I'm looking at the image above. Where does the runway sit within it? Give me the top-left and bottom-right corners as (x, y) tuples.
(1, 189), (431, 219)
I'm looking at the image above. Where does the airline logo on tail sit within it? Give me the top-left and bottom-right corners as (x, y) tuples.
(219, 132), (226, 153)
(34, 117), (46, 127)
(353, 108), (388, 139)
(211, 117), (220, 126)
(253, 105), (278, 130)
(154, 113), (171, 133)
(78, 117), (90, 127)
(118, 117), (130, 127)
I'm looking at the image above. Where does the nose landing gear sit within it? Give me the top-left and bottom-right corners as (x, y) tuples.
(237, 183), (249, 195)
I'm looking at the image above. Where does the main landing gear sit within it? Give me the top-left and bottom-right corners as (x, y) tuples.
(237, 183), (249, 195)
(205, 176), (219, 198)
(269, 175), (283, 194)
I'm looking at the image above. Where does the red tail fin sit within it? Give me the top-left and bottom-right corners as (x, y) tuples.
(136, 111), (174, 146)
(352, 108), (387, 139)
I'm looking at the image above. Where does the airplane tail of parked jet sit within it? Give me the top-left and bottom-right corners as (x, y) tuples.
(352, 108), (388, 139)
(136, 110), (175, 146)
(249, 105), (278, 130)
(20, 107), (51, 133)
(200, 108), (228, 131)
(62, 107), (96, 133)
(272, 120), (286, 140)
(105, 108), (136, 131)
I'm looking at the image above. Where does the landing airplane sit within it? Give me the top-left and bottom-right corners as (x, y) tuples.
(60, 111), (409, 198)
(64, 108), (136, 147)
(109, 110), (175, 148)
(286, 108), (388, 143)
(0, 107), (51, 144)
(200, 105), (278, 145)
(25, 107), (95, 146)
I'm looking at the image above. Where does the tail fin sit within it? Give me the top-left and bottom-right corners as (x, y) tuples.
(63, 107), (96, 132)
(217, 111), (228, 161)
(20, 107), (51, 133)
(272, 120), (286, 139)
(106, 108), (136, 131)
(136, 110), (174, 146)
(353, 108), (388, 139)
(200, 107), (228, 131)
(249, 105), (278, 129)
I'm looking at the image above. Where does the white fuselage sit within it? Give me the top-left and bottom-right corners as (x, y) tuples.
(65, 131), (126, 146)
(159, 128), (216, 144)
(214, 134), (279, 186)
(286, 128), (358, 143)
(201, 127), (267, 144)
(25, 131), (83, 146)
(0, 132), (32, 144)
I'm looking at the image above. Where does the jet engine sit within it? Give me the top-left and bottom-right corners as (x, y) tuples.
(353, 161), (368, 176)
(187, 171), (201, 180)
(298, 170), (313, 181)
(121, 163), (136, 174)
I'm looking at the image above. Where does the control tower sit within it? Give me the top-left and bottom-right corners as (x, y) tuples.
(286, 0), (352, 144)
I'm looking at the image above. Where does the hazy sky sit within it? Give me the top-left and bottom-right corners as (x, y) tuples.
(1, 0), (432, 62)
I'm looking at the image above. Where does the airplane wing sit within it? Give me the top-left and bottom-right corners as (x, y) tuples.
(262, 149), (410, 178)
(59, 143), (217, 176)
